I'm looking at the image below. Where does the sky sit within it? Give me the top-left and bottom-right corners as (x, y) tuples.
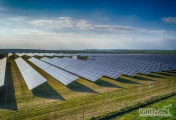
(0, 0), (176, 50)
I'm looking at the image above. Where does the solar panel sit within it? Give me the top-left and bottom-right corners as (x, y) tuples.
(29, 57), (79, 85)
(41, 57), (102, 82)
(0, 58), (7, 88)
(16, 53), (25, 57)
(11, 53), (176, 83)
(15, 57), (47, 90)
(40, 57), (51, 63)
(25, 53), (35, 57)
(8, 53), (13, 57)
(41, 54), (176, 81)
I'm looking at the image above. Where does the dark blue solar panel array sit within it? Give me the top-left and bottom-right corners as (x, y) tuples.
(29, 57), (79, 85)
(41, 57), (102, 81)
(41, 54), (176, 82)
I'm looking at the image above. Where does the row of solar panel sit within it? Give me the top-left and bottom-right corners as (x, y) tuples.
(14, 54), (176, 81)
(14, 57), (80, 90)
(4, 54), (176, 90)
(87, 55), (176, 75)
(41, 57), (108, 81)
(16, 53), (67, 57)
(87, 55), (176, 70)
(8, 53), (13, 57)
(41, 55), (176, 82)
(28, 57), (79, 85)
(15, 53), (108, 57)
(0, 58), (7, 88)
(15, 58), (47, 90)
(8, 53), (176, 60)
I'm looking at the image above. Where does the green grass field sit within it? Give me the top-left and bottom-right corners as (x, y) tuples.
(114, 95), (176, 120)
(0, 54), (176, 120)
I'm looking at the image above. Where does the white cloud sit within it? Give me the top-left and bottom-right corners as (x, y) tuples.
(0, 29), (175, 50)
(75, 19), (94, 30)
(93, 25), (142, 32)
(162, 17), (176, 24)
(0, 15), (175, 50)
(30, 17), (75, 29)
(30, 17), (166, 33)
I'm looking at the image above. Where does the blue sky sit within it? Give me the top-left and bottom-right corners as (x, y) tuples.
(0, 0), (176, 50)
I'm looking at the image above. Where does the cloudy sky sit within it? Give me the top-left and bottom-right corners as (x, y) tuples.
(0, 0), (176, 50)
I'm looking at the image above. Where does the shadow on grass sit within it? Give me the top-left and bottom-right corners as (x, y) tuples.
(44, 56), (53, 58)
(67, 81), (97, 93)
(0, 87), (5, 108)
(22, 55), (31, 60)
(158, 72), (175, 77)
(133, 75), (155, 81)
(8, 55), (16, 61)
(34, 55), (42, 59)
(0, 54), (5, 59)
(147, 73), (165, 79)
(95, 79), (123, 88)
(0, 62), (17, 110)
(170, 71), (176, 74)
(32, 82), (65, 100)
(115, 77), (140, 84)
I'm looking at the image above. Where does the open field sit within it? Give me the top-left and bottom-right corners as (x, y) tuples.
(0, 54), (176, 120)
(113, 95), (176, 120)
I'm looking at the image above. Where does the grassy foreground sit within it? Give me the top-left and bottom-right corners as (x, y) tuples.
(113, 95), (176, 120)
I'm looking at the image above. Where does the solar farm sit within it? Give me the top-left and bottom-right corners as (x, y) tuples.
(0, 53), (176, 120)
